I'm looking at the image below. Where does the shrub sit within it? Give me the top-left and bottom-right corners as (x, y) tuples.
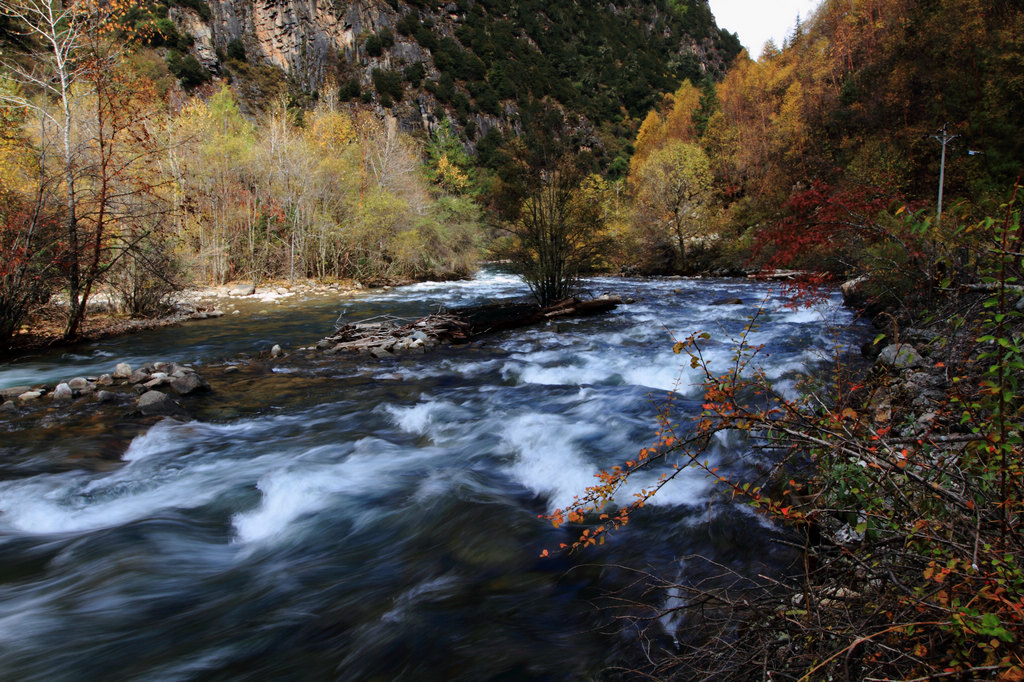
(167, 50), (210, 89)
(338, 78), (361, 101)
(371, 68), (404, 103)
(226, 38), (246, 62)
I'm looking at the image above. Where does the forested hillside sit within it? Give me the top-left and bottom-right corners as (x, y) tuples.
(124, 0), (741, 166)
(617, 0), (1024, 275)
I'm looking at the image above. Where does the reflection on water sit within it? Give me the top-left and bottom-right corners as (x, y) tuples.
(0, 268), (866, 680)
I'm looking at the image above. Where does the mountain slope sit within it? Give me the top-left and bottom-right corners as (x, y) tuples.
(174, 0), (740, 156)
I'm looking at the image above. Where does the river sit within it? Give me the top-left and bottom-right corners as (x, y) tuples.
(0, 269), (865, 680)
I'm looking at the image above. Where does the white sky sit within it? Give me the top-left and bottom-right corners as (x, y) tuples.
(707, 0), (824, 59)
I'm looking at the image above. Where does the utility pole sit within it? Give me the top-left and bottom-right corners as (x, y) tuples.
(932, 123), (959, 227)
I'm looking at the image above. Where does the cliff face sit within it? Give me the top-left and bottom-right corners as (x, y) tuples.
(177, 0), (741, 149)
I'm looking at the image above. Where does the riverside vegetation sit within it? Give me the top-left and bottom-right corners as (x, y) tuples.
(2, 0), (1024, 678)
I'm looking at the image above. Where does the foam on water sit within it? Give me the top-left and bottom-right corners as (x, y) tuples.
(501, 413), (600, 510)
(231, 437), (433, 545)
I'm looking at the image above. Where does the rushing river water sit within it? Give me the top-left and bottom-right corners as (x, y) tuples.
(0, 269), (866, 680)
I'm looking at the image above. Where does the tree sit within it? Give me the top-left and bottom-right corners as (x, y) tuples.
(499, 147), (607, 306)
(629, 140), (714, 272)
(0, 98), (61, 347)
(0, 0), (172, 338)
(426, 118), (474, 195)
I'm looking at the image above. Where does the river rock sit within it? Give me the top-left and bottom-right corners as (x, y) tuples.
(137, 390), (179, 415)
(113, 363), (132, 380)
(877, 343), (924, 369)
(370, 346), (394, 359)
(18, 390), (43, 402)
(230, 283), (256, 296)
(170, 373), (210, 396)
(129, 369), (150, 384)
(96, 374), (114, 386)
(52, 383), (73, 401)
(144, 373), (171, 389)
(95, 390), (117, 403)
(0, 386), (31, 401)
(711, 297), (743, 305)
(67, 377), (89, 391)
(270, 344), (283, 358)
(0, 400), (17, 414)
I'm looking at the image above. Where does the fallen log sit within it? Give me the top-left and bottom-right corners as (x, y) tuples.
(314, 294), (621, 358)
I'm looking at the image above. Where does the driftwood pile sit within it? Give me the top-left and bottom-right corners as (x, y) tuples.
(315, 294), (622, 358)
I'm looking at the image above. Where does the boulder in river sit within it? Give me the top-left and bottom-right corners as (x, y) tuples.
(170, 373), (210, 396)
(129, 369), (150, 385)
(68, 377), (90, 392)
(0, 400), (17, 414)
(113, 363), (132, 380)
(137, 390), (180, 416)
(52, 383), (73, 401)
(711, 297), (743, 306)
(18, 390), (43, 402)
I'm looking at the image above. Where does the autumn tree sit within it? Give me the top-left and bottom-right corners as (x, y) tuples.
(629, 140), (714, 272)
(0, 80), (60, 347)
(0, 0), (173, 337)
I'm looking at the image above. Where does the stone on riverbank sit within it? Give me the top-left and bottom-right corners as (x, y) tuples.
(0, 386), (31, 401)
(113, 363), (132, 380)
(230, 283), (256, 296)
(877, 343), (924, 369)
